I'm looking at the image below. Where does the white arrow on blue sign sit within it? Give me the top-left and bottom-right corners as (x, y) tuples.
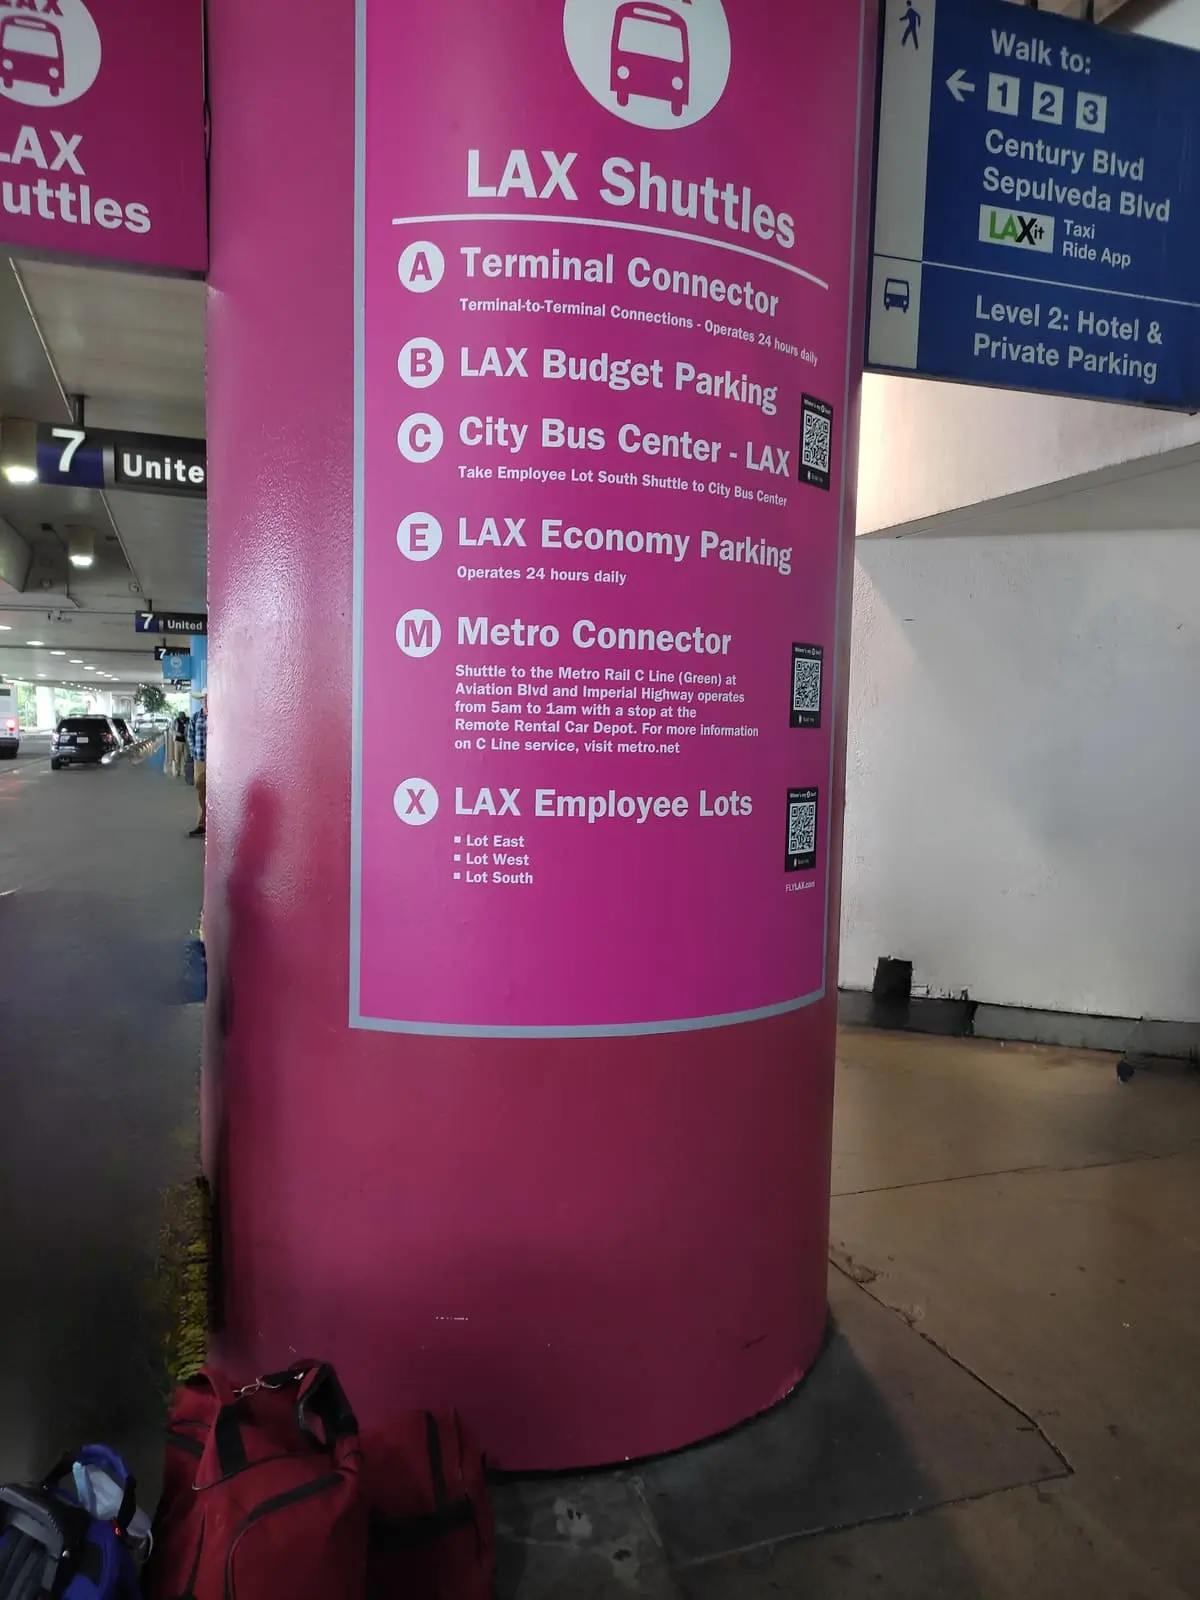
(946, 68), (975, 103)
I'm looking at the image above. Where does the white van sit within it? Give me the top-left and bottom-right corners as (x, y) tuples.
(0, 685), (20, 758)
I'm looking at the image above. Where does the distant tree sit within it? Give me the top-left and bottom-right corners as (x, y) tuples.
(16, 683), (36, 727)
(136, 683), (170, 714)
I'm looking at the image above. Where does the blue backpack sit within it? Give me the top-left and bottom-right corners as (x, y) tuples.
(0, 1448), (141, 1600)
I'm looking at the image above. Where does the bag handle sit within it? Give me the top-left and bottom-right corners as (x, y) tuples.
(41, 1451), (138, 1536)
(185, 1368), (254, 1481)
(241, 1362), (359, 1450)
(271, 1362), (359, 1451)
(191, 1362), (358, 1480)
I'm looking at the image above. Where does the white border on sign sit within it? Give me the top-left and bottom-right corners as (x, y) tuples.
(348, 0), (873, 1037)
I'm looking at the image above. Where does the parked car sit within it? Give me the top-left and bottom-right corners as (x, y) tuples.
(50, 716), (123, 769)
(110, 716), (137, 749)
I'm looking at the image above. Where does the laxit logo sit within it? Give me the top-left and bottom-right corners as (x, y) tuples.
(979, 205), (1055, 255)
(0, 0), (101, 109)
(563, 0), (731, 131)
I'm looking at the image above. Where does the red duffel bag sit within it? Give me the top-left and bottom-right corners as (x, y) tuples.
(145, 1362), (367, 1600)
(361, 1412), (493, 1600)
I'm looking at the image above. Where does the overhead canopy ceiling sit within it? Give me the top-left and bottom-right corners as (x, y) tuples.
(0, 260), (204, 690)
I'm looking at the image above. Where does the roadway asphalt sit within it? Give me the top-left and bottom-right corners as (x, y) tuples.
(0, 733), (203, 1487)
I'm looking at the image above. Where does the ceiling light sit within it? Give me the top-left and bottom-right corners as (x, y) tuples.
(68, 529), (94, 569)
(84, 666), (96, 672)
(69, 658), (82, 664)
(0, 625), (10, 632)
(0, 418), (38, 485)
(50, 649), (66, 656)
(26, 640), (43, 647)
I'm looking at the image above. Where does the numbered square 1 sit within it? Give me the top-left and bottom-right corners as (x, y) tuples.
(987, 72), (1020, 117)
(1032, 82), (1064, 126)
(1076, 90), (1108, 134)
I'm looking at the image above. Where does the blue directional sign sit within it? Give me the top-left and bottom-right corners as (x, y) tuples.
(161, 651), (193, 683)
(35, 427), (106, 490)
(34, 425), (207, 496)
(867, 0), (1200, 409)
(135, 611), (207, 636)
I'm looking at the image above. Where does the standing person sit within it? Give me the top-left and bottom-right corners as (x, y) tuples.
(168, 708), (189, 778)
(187, 692), (207, 838)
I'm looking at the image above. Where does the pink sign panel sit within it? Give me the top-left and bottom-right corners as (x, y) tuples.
(0, 0), (205, 271)
(353, 0), (868, 1036)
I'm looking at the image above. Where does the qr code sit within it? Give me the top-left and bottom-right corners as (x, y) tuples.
(793, 656), (822, 714)
(801, 409), (831, 476)
(788, 799), (817, 858)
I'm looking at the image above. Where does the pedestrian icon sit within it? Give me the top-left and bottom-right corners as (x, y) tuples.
(900, 1), (920, 50)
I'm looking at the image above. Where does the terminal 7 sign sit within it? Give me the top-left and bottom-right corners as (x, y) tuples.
(868, 0), (1200, 409)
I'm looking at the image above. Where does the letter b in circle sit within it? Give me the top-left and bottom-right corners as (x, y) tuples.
(396, 608), (441, 658)
(394, 778), (439, 825)
(398, 337), (444, 389)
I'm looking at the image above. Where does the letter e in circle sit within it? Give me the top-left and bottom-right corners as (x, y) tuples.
(394, 778), (439, 825)
(396, 608), (442, 658)
(398, 337), (444, 389)
(397, 513), (443, 562)
(397, 241), (445, 293)
(398, 413), (444, 463)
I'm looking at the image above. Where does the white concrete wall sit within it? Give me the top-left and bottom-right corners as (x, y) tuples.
(840, 531), (1200, 1021)
(857, 377), (1200, 534)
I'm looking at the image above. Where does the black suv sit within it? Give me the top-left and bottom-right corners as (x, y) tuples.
(50, 716), (123, 769)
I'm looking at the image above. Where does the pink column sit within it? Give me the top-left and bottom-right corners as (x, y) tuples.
(205, 0), (874, 1470)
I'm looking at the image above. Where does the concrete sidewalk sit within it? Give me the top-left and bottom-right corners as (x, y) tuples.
(0, 753), (203, 1483)
(496, 1033), (1200, 1599)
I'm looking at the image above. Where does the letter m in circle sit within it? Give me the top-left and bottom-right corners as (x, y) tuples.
(397, 609), (442, 658)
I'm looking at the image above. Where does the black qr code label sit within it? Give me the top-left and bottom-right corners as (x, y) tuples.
(800, 395), (833, 491)
(790, 643), (823, 729)
(785, 787), (819, 872)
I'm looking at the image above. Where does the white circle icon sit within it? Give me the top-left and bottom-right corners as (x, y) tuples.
(0, 0), (101, 109)
(397, 338), (444, 390)
(563, 0), (730, 130)
(394, 778), (439, 826)
(397, 241), (445, 294)
(396, 513), (443, 562)
(396, 609), (441, 659)
(397, 413), (444, 464)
